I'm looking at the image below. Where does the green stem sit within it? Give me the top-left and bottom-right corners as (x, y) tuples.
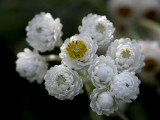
(115, 109), (129, 120)
(77, 70), (103, 120)
(138, 18), (160, 34)
(44, 54), (61, 62)
(89, 107), (104, 120)
(77, 70), (94, 96)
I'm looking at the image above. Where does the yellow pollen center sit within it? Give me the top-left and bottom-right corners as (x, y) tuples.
(66, 40), (88, 59)
(121, 48), (130, 58)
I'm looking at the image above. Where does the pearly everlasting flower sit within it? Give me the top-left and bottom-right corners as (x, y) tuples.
(106, 0), (137, 34)
(110, 72), (141, 103)
(60, 34), (98, 70)
(26, 12), (63, 52)
(90, 88), (118, 116)
(88, 55), (117, 88)
(107, 38), (145, 73)
(44, 64), (83, 100)
(138, 0), (160, 20)
(137, 40), (160, 85)
(16, 48), (48, 84)
(78, 13), (115, 48)
(107, 0), (136, 18)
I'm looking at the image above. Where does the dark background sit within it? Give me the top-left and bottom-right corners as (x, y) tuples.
(1, 0), (160, 120)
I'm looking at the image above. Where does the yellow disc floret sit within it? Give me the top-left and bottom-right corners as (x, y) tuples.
(66, 40), (88, 59)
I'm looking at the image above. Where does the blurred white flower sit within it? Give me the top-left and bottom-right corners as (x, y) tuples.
(26, 12), (63, 52)
(137, 40), (160, 85)
(78, 13), (115, 48)
(16, 48), (48, 84)
(107, 38), (145, 73)
(90, 88), (118, 116)
(88, 55), (117, 88)
(44, 64), (83, 100)
(106, 0), (138, 37)
(110, 72), (141, 103)
(138, 0), (160, 20)
(60, 34), (98, 70)
(107, 0), (136, 18)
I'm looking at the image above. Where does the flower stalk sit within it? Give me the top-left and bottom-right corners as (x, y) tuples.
(138, 18), (160, 34)
(115, 109), (129, 120)
(45, 54), (61, 62)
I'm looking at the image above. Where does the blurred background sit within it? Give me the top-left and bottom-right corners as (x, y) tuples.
(1, 0), (160, 120)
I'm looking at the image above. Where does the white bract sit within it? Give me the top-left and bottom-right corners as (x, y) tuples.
(88, 55), (117, 88)
(44, 64), (83, 100)
(16, 48), (48, 84)
(110, 72), (141, 103)
(60, 34), (98, 70)
(26, 12), (63, 52)
(107, 38), (145, 73)
(78, 13), (115, 48)
(90, 88), (118, 116)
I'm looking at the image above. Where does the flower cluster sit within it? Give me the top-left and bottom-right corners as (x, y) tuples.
(59, 13), (145, 116)
(15, 12), (145, 116)
(16, 12), (63, 83)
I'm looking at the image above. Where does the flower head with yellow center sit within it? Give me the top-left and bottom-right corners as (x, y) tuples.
(60, 34), (98, 70)
(107, 38), (145, 73)
(66, 40), (87, 59)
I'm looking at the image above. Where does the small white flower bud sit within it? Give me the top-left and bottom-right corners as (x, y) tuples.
(90, 88), (118, 116)
(88, 55), (117, 88)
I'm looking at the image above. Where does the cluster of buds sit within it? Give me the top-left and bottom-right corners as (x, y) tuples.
(16, 12), (145, 116)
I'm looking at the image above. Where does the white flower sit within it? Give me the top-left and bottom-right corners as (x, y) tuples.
(110, 72), (141, 103)
(107, 0), (136, 18)
(106, 0), (137, 34)
(26, 12), (63, 52)
(60, 34), (98, 70)
(137, 40), (160, 85)
(107, 38), (145, 73)
(78, 13), (115, 48)
(16, 48), (48, 84)
(138, 0), (160, 20)
(88, 55), (117, 88)
(90, 88), (118, 116)
(44, 64), (83, 100)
